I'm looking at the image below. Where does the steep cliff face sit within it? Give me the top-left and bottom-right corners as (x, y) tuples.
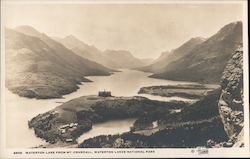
(218, 46), (244, 147)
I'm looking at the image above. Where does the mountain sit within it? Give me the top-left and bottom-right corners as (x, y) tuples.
(103, 49), (150, 69)
(53, 35), (109, 67)
(5, 26), (113, 99)
(150, 21), (242, 83)
(53, 35), (89, 50)
(140, 58), (154, 65)
(138, 37), (206, 73)
(153, 51), (171, 63)
(54, 35), (151, 69)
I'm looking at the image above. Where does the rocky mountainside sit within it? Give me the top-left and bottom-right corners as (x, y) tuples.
(5, 27), (112, 99)
(55, 35), (151, 69)
(150, 21), (242, 83)
(138, 37), (205, 73)
(218, 46), (244, 147)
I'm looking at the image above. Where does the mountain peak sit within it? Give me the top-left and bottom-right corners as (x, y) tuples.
(15, 25), (41, 37)
(58, 34), (89, 49)
(64, 34), (78, 41)
(228, 21), (242, 26)
(190, 37), (206, 42)
(217, 21), (242, 35)
(173, 36), (206, 54)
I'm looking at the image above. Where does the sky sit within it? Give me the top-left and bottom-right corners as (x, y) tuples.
(3, 1), (243, 59)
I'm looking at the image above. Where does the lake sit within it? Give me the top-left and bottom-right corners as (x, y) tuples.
(77, 118), (137, 144)
(5, 69), (199, 148)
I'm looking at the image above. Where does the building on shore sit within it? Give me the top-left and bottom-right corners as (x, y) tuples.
(98, 90), (111, 97)
(66, 139), (73, 142)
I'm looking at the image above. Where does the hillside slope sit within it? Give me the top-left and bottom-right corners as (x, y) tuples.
(103, 49), (149, 69)
(150, 21), (242, 83)
(5, 27), (112, 99)
(55, 35), (151, 69)
(139, 37), (205, 73)
(54, 35), (111, 68)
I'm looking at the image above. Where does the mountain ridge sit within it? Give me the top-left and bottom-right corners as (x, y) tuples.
(149, 21), (242, 83)
(55, 35), (152, 69)
(137, 37), (206, 73)
(5, 27), (113, 99)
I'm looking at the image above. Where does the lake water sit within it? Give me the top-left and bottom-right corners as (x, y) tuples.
(5, 69), (200, 148)
(77, 118), (137, 144)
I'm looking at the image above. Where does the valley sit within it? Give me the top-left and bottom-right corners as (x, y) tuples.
(4, 21), (244, 149)
(5, 69), (201, 148)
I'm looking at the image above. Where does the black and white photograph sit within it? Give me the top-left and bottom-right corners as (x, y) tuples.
(0, 0), (249, 158)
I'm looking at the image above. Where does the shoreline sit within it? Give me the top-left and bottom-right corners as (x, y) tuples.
(28, 95), (186, 146)
(6, 69), (211, 148)
(28, 88), (227, 148)
(138, 84), (220, 99)
(6, 72), (114, 100)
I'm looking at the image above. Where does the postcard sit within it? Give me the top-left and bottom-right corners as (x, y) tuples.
(0, 0), (249, 158)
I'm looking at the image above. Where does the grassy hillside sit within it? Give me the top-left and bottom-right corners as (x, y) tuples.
(5, 27), (112, 99)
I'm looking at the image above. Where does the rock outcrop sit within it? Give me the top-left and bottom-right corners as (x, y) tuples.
(218, 46), (244, 147)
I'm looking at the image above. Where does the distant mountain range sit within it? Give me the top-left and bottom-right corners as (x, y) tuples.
(103, 49), (152, 69)
(54, 35), (152, 69)
(139, 21), (242, 83)
(5, 26), (113, 99)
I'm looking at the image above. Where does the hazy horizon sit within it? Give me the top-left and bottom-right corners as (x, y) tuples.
(3, 2), (242, 59)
